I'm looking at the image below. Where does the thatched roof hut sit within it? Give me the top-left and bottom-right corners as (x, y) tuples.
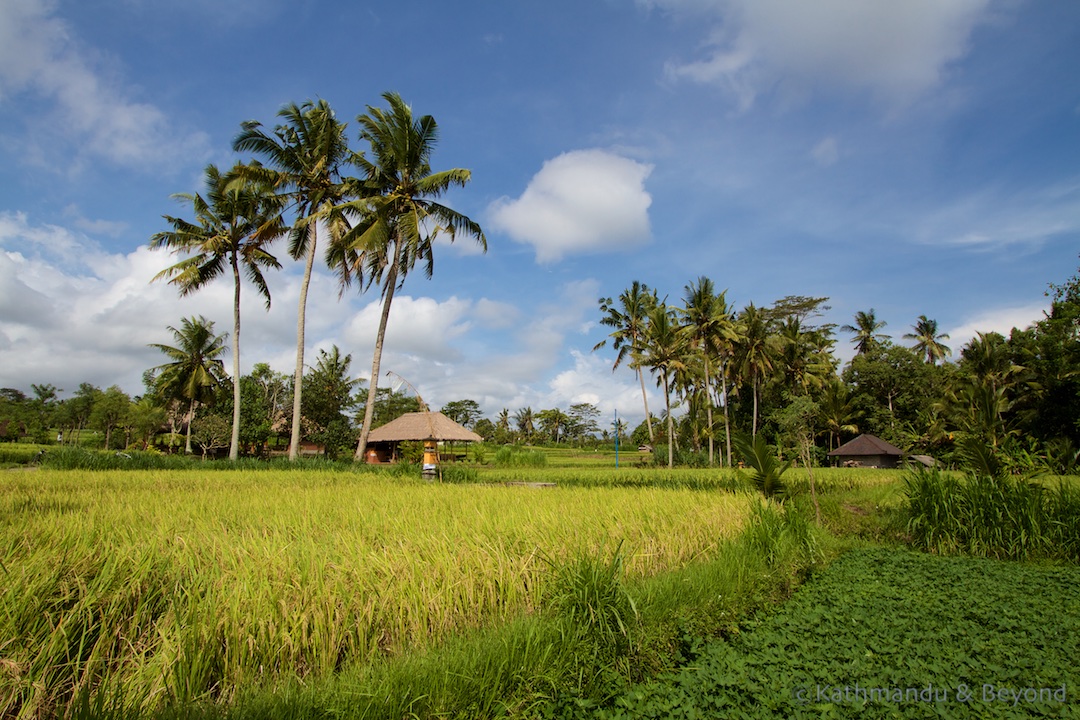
(827, 433), (905, 469)
(365, 411), (481, 463)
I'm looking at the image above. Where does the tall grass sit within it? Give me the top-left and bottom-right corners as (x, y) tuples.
(549, 541), (638, 657)
(903, 466), (1080, 561)
(492, 445), (548, 467)
(0, 470), (753, 717)
(477, 465), (748, 491)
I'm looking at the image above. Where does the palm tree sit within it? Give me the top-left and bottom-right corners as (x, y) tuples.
(716, 294), (742, 466)
(776, 317), (835, 396)
(640, 303), (687, 468)
(678, 277), (735, 465)
(594, 281), (659, 443)
(233, 99), (353, 461)
(670, 356), (706, 453)
(904, 315), (952, 365)
(841, 309), (889, 355)
(960, 331), (1017, 396)
(819, 381), (860, 451)
(342, 92), (487, 462)
(513, 406), (535, 442)
(734, 304), (776, 438)
(149, 316), (228, 454)
(150, 163), (283, 461)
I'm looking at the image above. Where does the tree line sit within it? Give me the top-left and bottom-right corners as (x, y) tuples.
(4, 253), (1076, 470)
(0, 336), (606, 460)
(593, 260), (1079, 472)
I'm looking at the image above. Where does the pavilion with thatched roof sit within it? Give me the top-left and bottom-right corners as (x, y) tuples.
(363, 411), (482, 464)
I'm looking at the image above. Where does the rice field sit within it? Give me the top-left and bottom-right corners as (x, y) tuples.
(0, 468), (755, 717)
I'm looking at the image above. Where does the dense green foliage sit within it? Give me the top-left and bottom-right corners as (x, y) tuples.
(902, 466), (1080, 561)
(590, 548), (1079, 719)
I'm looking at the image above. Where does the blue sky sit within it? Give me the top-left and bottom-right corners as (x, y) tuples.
(1, 0), (1078, 428)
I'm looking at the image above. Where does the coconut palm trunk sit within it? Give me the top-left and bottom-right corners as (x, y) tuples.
(289, 233), (317, 461)
(230, 255), (242, 460)
(720, 360), (732, 466)
(752, 375), (760, 438)
(703, 358), (714, 465)
(355, 253), (399, 462)
(662, 372), (674, 468)
(185, 397), (196, 454)
(636, 364), (655, 443)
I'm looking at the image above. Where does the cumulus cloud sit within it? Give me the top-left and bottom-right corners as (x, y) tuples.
(0, 0), (209, 170)
(488, 149), (653, 263)
(342, 295), (473, 366)
(473, 298), (521, 329)
(946, 303), (1049, 354)
(650, 0), (993, 108)
(547, 349), (654, 421)
(0, 211), (342, 394)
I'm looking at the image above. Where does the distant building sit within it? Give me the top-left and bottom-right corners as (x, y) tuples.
(827, 433), (906, 469)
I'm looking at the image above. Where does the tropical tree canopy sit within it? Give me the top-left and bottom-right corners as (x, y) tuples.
(904, 315), (952, 365)
(149, 316), (228, 454)
(842, 308), (890, 355)
(594, 281), (659, 443)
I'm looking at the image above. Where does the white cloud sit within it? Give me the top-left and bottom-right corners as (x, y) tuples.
(0, 212), (581, 415)
(473, 298), (521, 329)
(487, 149), (653, 263)
(547, 349), (653, 422)
(653, 0), (993, 108)
(0, 211), (338, 394)
(946, 303), (1049, 354)
(0, 0), (209, 170)
(915, 178), (1080, 248)
(342, 295), (473, 366)
(0, 211), (660, 430)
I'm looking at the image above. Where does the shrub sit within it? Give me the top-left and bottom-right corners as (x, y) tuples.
(733, 433), (790, 499)
(742, 499), (823, 570)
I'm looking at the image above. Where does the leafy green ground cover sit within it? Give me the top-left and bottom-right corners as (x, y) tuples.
(585, 547), (1080, 719)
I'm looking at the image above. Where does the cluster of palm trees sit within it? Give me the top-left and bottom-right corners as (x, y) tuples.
(151, 93), (486, 461)
(491, 404), (602, 445)
(594, 281), (956, 468)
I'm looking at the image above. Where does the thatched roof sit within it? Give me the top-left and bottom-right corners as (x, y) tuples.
(366, 411), (482, 443)
(827, 433), (904, 457)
